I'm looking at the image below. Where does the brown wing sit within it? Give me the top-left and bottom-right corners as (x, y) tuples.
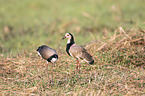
(81, 48), (93, 61)
(69, 44), (94, 63)
(69, 44), (82, 58)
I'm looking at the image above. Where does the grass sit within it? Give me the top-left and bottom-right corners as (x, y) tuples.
(0, 0), (145, 95)
(0, 27), (144, 95)
(0, 0), (145, 54)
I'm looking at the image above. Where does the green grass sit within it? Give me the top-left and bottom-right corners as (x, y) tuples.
(0, 0), (145, 95)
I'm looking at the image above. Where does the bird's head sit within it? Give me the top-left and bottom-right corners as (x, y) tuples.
(62, 33), (74, 44)
(62, 33), (73, 40)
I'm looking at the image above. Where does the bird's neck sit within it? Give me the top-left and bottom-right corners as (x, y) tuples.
(66, 36), (75, 56)
(67, 36), (75, 44)
(66, 43), (74, 56)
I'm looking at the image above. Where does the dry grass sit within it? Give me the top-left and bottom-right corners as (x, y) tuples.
(0, 27), (145, 95)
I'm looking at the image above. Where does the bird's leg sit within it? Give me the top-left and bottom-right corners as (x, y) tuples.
(76, 59), (81, 73)
(76, 59), (81, 69)
(51, 63), (55, 82)
(46, 62), (50, 81)
(76, 59), (79, 70)
(77, 60), (81, 73)
(78, 61), (81, 70)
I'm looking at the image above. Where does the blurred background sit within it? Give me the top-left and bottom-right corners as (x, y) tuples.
(0, 0), (145, 95)
(0, 0), (145, 56)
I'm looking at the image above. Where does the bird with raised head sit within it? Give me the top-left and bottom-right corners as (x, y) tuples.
(62, 33), (94, 71)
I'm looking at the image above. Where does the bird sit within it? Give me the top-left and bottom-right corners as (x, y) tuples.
(62, 33), (94, 70)
(36, 45), (58, 82)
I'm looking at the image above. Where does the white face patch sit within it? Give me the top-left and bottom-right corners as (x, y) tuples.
(65, 33), (70, 37)
(65, 33), (72, 44)
(51, 58), (58, 63)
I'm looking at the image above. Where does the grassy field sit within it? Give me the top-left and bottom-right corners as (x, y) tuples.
(0, 0), (145, 95)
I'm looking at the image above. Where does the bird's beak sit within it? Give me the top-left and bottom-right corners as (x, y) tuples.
(62, 36), (66, 40)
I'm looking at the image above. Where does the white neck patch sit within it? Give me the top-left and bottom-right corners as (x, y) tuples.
(67, 38), (71, 44)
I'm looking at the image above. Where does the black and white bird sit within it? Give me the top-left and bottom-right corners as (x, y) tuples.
(62, 33), (94, 70)
(36, 45), (58, 81)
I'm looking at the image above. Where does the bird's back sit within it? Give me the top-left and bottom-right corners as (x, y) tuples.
(69, 44), (94, 64)
(37, 45), (57, 60)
